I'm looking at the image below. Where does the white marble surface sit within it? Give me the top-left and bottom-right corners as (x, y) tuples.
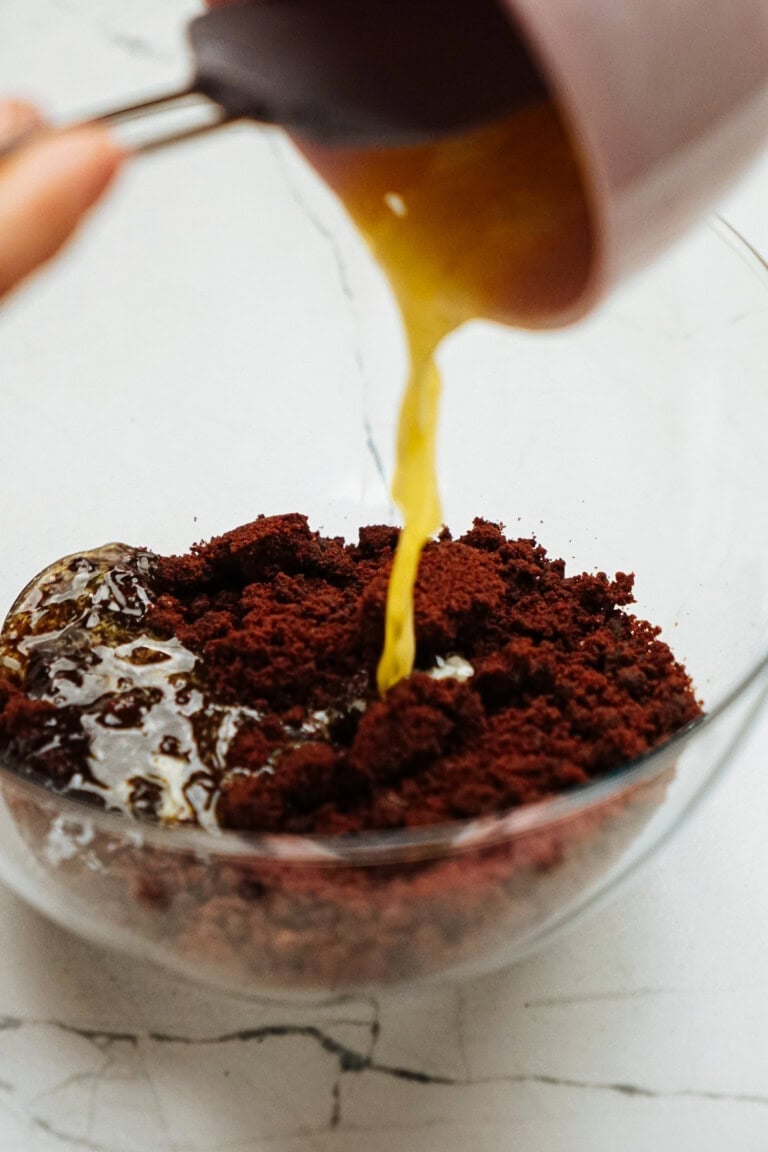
(2, 2), (768, 1149)
(0, 708), (765, 1152)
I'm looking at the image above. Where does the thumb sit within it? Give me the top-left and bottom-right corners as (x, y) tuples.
(0, 126), (125, 301)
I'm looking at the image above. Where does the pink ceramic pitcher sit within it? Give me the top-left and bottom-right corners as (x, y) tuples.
(203, 0), (768, 321)
(502, 0), (768, 317)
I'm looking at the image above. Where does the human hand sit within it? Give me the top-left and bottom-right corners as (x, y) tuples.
(0, 99), (124, 301)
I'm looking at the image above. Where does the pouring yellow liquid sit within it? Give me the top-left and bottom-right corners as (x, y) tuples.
(303, 101), (591, 692)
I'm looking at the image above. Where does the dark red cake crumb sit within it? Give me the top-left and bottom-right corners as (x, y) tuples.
(144, 514), (701, 833)
(0, 515), (704, 991)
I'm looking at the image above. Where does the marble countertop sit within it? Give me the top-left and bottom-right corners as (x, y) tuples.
(0, 707), (765, 1152)
(2, 2), (768, 1149)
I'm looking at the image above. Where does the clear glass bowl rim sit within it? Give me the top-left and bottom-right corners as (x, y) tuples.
(1, 215), (767, 868)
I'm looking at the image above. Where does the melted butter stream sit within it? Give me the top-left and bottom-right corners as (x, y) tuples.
(303, 101), (591, 692)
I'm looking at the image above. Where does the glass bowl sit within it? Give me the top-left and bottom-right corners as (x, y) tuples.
(0, 117), (767, 998)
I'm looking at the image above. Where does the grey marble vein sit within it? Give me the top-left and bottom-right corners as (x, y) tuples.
(47, 0), (176, 62)
(523, 986), (683, 1009)
(32, 1116), (110, 1151)
(268, 136), (392, 506)
(3, 1013), (768, 1116)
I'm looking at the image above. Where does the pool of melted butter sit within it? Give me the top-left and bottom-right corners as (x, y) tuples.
(1, 547), (230, 827)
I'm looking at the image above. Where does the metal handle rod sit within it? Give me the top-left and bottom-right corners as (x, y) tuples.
(0, 87), (235, 161)
(88, 86), (200, 125)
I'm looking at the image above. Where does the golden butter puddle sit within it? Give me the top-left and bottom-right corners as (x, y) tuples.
(304, 101), (591, 692)
(0, 547), (227, 828)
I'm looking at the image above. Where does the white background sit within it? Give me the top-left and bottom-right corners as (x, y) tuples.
(1, 2), (768, 1149)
